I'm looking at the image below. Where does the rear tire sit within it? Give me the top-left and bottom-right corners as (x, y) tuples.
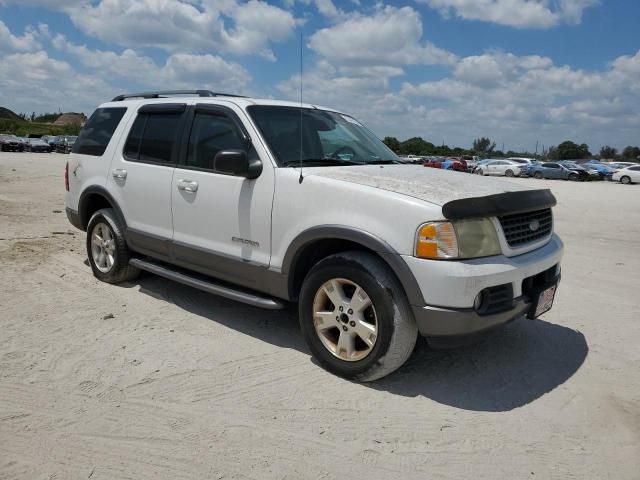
(505, 169), (514, 177)
(86, 208), (140, 284)
(621, 176), (631, 185)
(298, 251), (418, 382)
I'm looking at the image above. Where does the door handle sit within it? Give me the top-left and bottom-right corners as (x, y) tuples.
(177, 179), (199, 193)
(112, 169), (127, 179)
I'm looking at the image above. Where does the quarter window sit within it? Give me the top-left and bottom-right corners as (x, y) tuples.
(72, 107), (126, 156)
(185, 112), (245, 170)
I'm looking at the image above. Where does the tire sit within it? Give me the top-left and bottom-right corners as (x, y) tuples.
(505, 169), (514, 177)
(569, 173), (579, 181)
(476, 169), (484, 175)
(621, 176), (631, 185)
(86, 208), (140, 284)
(298, 251), (418, 382)
(534, 171), (543, 179)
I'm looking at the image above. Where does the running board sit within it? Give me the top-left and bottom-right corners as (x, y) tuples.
(129, 258), (285, 310)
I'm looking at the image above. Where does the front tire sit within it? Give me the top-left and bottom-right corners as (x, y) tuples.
(86, 208), (140, 284)
(298, 251), (418, 382)
(534, 171), (543, 179)
(569, 173), (579, 181)
(621, 175), (631, 185)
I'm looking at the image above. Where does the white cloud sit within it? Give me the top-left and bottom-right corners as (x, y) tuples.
(417, 0), (599, 28)
(308, 5), (458, 66)
(0, 21), (40, 53)
(0, 0), (297, 59)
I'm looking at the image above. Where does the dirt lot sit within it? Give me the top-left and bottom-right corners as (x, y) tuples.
(1, 152), (639, 479)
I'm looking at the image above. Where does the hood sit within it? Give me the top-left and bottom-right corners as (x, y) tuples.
(307, 165), (534, 206)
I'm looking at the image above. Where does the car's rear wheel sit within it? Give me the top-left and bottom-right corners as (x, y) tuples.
(534, 171), (543, 179)
(299, 251), (418, 381)
(621, 175), (631, 184)
(86, 208), (140, 284)
(505, 169), (514, 177)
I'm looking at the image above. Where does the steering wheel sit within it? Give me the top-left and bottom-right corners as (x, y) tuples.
(328, 146), (356, 160)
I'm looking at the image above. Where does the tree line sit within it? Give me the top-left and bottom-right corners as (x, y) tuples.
(383, 136), (640, 161)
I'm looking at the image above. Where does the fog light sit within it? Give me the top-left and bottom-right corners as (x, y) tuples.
(473, 292), (484, 311)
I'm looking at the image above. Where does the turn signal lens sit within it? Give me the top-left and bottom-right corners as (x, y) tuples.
(415, 222), (459, 259)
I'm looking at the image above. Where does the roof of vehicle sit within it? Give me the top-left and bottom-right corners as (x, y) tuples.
(101, 91), (341, 114)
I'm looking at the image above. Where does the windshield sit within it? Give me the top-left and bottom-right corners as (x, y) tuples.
(248, 105), (400, 166)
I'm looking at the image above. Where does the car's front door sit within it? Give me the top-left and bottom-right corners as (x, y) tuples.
(170, 103), (275, 289)
(108, 103), (186, 261)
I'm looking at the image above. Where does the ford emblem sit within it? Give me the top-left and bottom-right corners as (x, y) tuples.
(529, 219), (540, 232)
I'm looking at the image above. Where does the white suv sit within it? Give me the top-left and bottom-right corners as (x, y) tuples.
(65, 90), (563, 381)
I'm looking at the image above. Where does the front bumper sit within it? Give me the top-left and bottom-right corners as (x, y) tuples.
(404, 234), (563, 337)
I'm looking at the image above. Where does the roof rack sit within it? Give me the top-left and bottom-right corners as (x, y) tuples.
(111, 90), (245, 102)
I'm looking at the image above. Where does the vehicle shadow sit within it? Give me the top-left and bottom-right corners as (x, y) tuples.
(126, 273), (588, 412)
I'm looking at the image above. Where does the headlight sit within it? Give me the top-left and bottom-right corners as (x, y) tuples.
(415, 218), (501, 259)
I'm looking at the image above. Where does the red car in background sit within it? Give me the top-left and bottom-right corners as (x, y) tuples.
(423, 157), (467, 172)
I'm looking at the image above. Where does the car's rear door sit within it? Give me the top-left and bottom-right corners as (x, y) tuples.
(170, 102), (275, 289)
(107, 103), (187, 261)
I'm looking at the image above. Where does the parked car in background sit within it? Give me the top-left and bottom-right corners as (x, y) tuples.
(46, 136), (59, 147)
(25, 138), (53, 153)
(607, 162), (637, 170)
(612, 165), (640, 184)
(423, 157), (444, 169)
(507, 157), (535, 165)
(398, 154), (424, 164)
(55, 136), (78, 153)
(559, 161), (600, 181)
(0, 134), (24, 152)
(528, 161), (590, 181)
(474, 159), (522, 177)
(443, 157), (468, 172)
(584, 160), (615, 180)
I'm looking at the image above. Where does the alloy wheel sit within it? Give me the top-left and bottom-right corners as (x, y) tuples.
(90, 222), (116, 273)
(312, 278), (378, 362)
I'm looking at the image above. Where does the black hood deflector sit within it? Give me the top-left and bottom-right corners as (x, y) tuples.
(442, 189), (557, 220)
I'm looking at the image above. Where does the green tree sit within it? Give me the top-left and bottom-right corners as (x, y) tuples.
(383, 136), (401, 153)
(473, 137), (496, 153)
(622, 146), (640, 161)
(399, 137), (435, 155)
(599, 146), (617, 159)
(549, 141), (591, 160)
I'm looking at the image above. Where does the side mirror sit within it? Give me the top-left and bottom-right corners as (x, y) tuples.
(213, 149), (263, 180)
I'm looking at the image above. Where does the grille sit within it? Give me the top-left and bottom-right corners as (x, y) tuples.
(498, 208), (552, 247)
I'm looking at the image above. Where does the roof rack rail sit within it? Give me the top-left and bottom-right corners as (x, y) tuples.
(111, 90), (245, 102)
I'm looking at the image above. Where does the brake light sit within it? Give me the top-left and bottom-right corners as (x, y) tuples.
(65, 162), (69, 191)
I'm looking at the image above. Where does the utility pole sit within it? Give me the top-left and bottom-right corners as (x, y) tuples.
(535, 140), (539, 155)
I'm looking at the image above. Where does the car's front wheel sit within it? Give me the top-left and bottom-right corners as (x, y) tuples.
(298, 251), (418, 382)
(569, 173), (579, 181)
(86, 208), (140, 284)
(534, 171), (543, 179)
(620, 175), (632, 184)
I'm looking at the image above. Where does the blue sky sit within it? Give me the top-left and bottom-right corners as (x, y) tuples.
(0, 0), (638, 152)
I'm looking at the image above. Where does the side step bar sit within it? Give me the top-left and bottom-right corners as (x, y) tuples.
(129, 258), (285, 310)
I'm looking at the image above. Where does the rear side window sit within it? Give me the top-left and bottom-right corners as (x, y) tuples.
(124, 110), (183, 165)
(72, 107), (126, 156)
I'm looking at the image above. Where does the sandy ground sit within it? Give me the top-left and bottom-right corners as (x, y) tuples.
(1, 152), (639, 480)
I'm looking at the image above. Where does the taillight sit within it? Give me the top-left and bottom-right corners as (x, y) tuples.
(64, 162), (69, 191)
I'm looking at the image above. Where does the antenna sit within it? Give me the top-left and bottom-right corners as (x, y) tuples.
(298, 33), (304, 184)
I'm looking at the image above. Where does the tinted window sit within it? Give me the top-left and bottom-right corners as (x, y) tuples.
(73, 108), (126, 156)
(124, 112), (181, 164)
(542, 163), (558, 168)
(629, 166), (640, 171)
(185, 113), (245, 170)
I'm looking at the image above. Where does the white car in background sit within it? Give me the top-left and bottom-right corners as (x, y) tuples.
(612, 164), (640, 184)
(507, 157), (535, 165)
(475, 159), (522, 177)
